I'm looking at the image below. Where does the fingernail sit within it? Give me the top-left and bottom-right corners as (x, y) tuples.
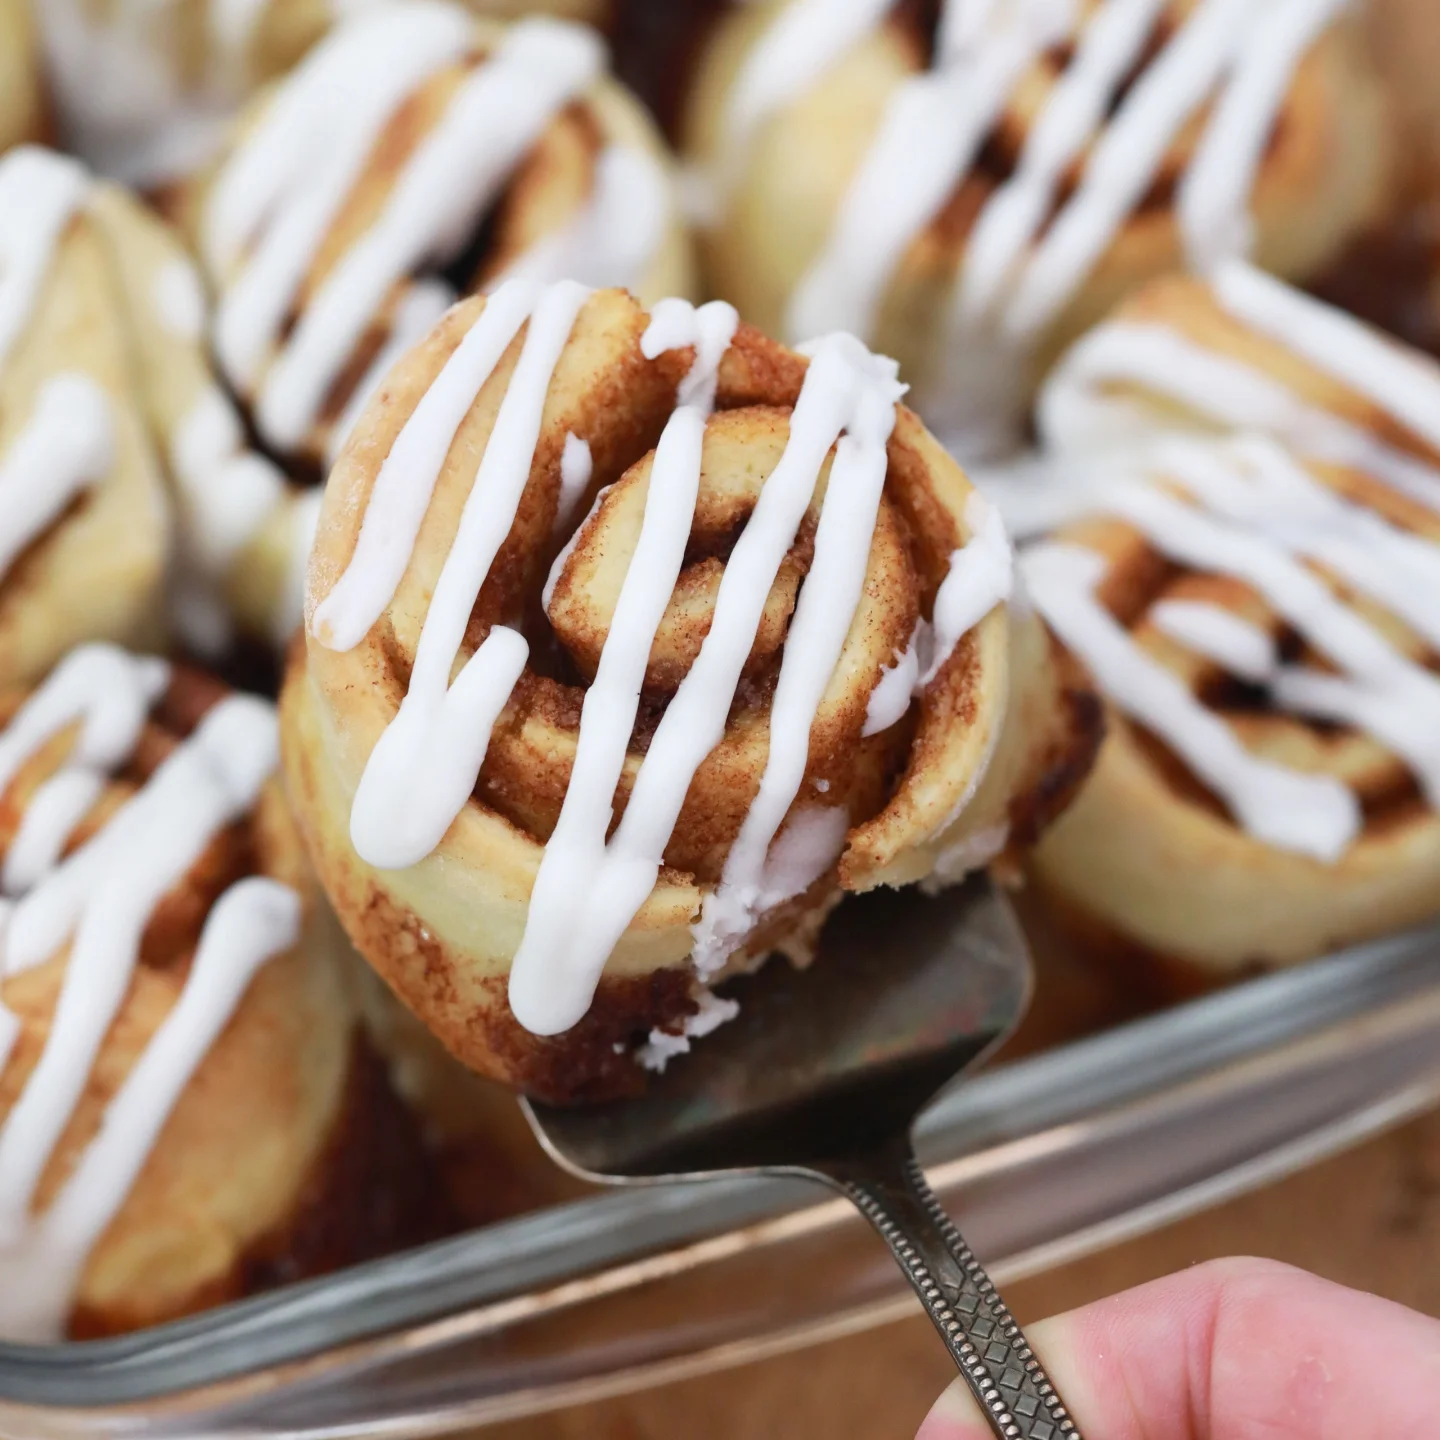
(915, 1381), (990, 1440)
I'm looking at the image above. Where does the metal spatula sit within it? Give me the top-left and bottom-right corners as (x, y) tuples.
(523, 877), (1082, 1439)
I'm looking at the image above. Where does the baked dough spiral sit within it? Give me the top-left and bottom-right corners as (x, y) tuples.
(0, 0), (44, 156)
(0, 648), (433, 1342)
(1011, 264), (1440, 983)
(0, 147), (170, 688)
(683, 0), (1399, 457)
(282, 281), (1099, 1101)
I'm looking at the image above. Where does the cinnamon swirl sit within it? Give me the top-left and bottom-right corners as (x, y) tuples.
(0, 147), (170, 688)
(1009, 266), (1440, 983)
(281, 281), (1100, 1101)
(683, 0), (1399, 458)
(173, 2), (694, 474)
(0, 647), (440, 1342)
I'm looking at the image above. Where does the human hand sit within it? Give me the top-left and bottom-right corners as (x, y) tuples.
(917, 1257), (1440, 1438)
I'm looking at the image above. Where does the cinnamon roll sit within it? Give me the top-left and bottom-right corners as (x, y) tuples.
(683, 0), (1399, 458)
(281, 280), (1100, 1101)
(0, 646), (441, 1342)
(35, 0), (611, 188)
(172, 2), (694, 475)
(0, 147), (170, 688)
(0, 0), (44, 155)
(1008, 265), (1440, 984)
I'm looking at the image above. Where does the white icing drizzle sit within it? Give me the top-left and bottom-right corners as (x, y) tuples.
(207, 4), (473, 420)
(0, 646), (170, 807)
(860, 489), (1013, 733)
(0, 149), (90, 373)
(863, 628), (923, 737)
(313, 278), (544, 650)
(509, 298), (740, 1033)
(0, 377), (115, 585)
(209, 8), (602, 455)
(326, 280), (457, 469)
(35, 0), (237, 185)
(493, 146), (670, 297)
(1149, 599), (1278, 682)
(789, 0), (1070, 344)
(153, 257), (207, 342)
(1, 772), (105, 898)
(346, 281), (591, 869)
(1212, 262), (1440, 462)
(764, 0), (1339, 445)
(1022, 542), (1359, 859)
(0, 652), (287, 1341)
(923, 490), (1014, 684)
(637, 990), (741, 1073)
(513, 326), (904, 1033)
(1039, 317), (1440, 516)
(280, 491), (326, 646)
(1178, 0), (1346, 271)
(715, 0), (895, 206)
(555, 433), (595, 535)
(170, 387), (286, 575)
(324, 281), (974, 1037)
(0, 878), (299, 1343)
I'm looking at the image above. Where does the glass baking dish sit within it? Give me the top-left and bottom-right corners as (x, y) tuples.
(0, 913), (1437, 1439)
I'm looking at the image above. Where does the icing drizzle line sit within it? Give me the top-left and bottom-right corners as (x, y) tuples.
(730, 0), (1345, 452)
(0, 647), (296, 1342)
(316, 282), (1011, 1037)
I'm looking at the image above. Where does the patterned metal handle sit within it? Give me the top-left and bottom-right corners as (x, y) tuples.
(820, 1141), (1081, 1439)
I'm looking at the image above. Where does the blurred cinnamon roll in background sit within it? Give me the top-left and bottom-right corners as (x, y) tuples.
(0, 0), (44, 155)
(0, 148), (170, 688)
(1003, 265), (1440, 986)
(0, 647), (443, 1342)
(683, 0), (1400, 458)
(282, 281), (1100, 1101)
(32, 0), (612, 188)
(171, 3), (693, 473)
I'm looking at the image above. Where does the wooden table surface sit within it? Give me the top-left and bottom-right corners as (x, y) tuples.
(477, 1105), (1440, 1438)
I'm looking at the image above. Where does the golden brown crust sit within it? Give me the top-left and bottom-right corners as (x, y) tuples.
(285, 287), (1098, 1099)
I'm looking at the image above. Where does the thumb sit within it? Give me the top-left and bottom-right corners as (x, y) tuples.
(917, 1256), (1440, 1439)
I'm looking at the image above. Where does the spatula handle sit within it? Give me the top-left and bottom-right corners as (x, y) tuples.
(823, 1142), (1081, 1440)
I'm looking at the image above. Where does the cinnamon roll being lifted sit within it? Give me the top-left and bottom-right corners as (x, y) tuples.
(0, 647), (441, 1343)
(683, 0), (1399, 458)
(282, 281), (1100, 1102)
(1009, 266), (1440, 986)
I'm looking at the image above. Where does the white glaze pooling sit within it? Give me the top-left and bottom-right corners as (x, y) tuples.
(0, 657), (290, 1342)
(756, 0), (1340, 450)
(207, 4), (604, 456)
